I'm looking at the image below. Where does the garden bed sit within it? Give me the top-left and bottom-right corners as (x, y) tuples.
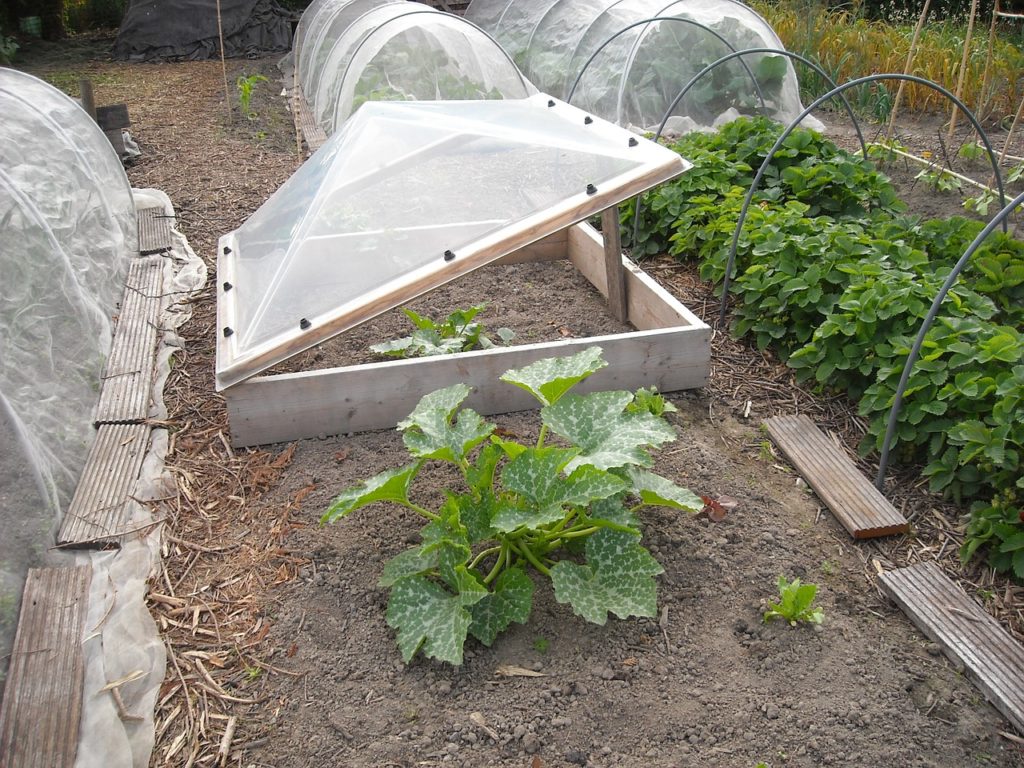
(12, 46), (1024, 768)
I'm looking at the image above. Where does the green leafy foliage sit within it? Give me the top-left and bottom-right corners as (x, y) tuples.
(622, 116), (1023, 578)
(323, 347), (702, 663)
(236, 73), (268, 119)
(371, 304), (514, 358)
(763, 576), (824, 626)
(0, 28), (18, 65)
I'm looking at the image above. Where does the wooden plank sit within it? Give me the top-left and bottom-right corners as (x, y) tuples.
(494, 229), (567, 264)
(879, 562), (1024, 733)
(600, 207), (627, 323)
(137, 207), (172, 255)
(567, 222), (704, 332)
(226, 325), (710, 446)
(94, 257), (163, 424)
(96, 103), (130, 131)
(764, 414), (909, 538)
(57, 423), (151, 548)
(296, 90), (327, 154)
(0, 566), (91, 768)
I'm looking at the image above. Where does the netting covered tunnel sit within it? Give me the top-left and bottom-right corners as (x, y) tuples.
(0, 68), (137, 681)
(465, 0), (821, 132)
(293, 0), (534, 134)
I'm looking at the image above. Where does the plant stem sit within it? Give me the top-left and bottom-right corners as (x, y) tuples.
(536, 424), (548, 449)
(468, 546), (501, 572)
(514, 540), (551, 577)
(483, 543), (507, 585)
(408, 503), (439, 521)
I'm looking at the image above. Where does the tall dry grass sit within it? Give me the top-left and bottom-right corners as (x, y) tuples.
(753, 1), (1024, 123)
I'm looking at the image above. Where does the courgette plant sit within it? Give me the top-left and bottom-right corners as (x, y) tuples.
(323, 347), (702, 664)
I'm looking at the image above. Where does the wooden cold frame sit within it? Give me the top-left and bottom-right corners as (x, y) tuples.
(223, 220), (710, 447)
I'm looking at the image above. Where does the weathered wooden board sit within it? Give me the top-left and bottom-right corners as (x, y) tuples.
(295, 87), (327, 154)
(93, 256), (163, 424)
(137, 206), (172, 255)
(224, 220), (710, 446)
(764, 414), (909, 538)
(227, 324), (710, 446)
(879, 562), (1024, 734)
(57, 423), (151, 548)
(0, 566), (91, 768)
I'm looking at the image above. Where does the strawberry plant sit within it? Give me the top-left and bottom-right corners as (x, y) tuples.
(370, 303), (514, 358)
(322, 347), (703, 664)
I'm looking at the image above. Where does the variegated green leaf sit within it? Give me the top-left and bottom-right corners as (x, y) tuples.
(421, 497), (472, 588)
(624, 467), (704, 513)
(379, 547), (436, 587)
(542, 391), (676, 471)
(550, 527), (664, 625)
(495, 447), (627, 532)
(500, 346), (606, 406)
(398, 384), (494, 462)
(321, 463), (419, 523)
(491, 435), (527, 459)
(386, 576), (473, 664)
(469, 568), (535, 646)
(451, 491), (498, 544)
(465, 443), (503, 496)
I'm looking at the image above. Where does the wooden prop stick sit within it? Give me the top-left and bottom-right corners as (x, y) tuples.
(947, 0), (979, 145)
(886, 0), (931, 140)
(216, 0), (231, 122)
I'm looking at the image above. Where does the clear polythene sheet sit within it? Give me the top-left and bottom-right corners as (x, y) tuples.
(217, 94), (689, 388)
(466, 0), (824, 132)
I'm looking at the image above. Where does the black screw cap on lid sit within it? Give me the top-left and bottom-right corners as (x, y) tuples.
(223, 327), (234, 338)
(628, 137), (639, 147)
(223, 245), (232, 255)
(586, 183), (597, 195)
(300, 318), (311, 330)
(547, 99), (555, 107)
(584, 116), (593, 124)
(444, 249), (456, 262)
(223, 281), (233, 292)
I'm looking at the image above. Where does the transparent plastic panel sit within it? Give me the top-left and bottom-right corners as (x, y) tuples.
(304, 0), (401, 100)
(218, 95), (688, 386)
(0, 171), (110, 512)
(0, 393), (55, 692)
(310, 3), (433, 130)
(522, 0), (620, 97)
(491, 0), (562, 59)
(0, 89), (129, 315)
(468, 0), (816, 131)
(332, 15), (532, 128)
(463, 0), (516, 34)
(295, 0), (333, 54)
(0, 69), (137, 256)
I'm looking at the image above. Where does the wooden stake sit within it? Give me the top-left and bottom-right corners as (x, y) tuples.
(886, 0), (931, 140)
(216, 0), (231, 122)
(999, 92), (1024, 166)
(601, 206), (627, 324)
(947, 0), (979, 145)
(976, 0), (1000, 123)
(79, 78), (97, 121)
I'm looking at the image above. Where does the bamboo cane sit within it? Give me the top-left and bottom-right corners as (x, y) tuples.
(216, 0), (231, 122)
(947, 0), (979, 144)
(886, 0), (931, 141)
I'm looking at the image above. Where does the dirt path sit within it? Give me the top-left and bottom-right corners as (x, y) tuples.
(12, 40), (1024, 767)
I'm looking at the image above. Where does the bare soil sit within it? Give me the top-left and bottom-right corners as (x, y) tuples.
(10, 39), (1024, 768)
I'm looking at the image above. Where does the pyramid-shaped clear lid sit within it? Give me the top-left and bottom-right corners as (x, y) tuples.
(216, 94), (689, 389)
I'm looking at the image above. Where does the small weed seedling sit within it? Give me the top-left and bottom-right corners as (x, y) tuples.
(370, 303), (514, 358)
(915, 168), (962, 194)
(763, 575), (824, 626)
(236, 73), (267, 119)
(323, 347), (703, 664)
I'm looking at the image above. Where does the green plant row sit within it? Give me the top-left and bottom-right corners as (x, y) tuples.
(623, 117), (1024, 578)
